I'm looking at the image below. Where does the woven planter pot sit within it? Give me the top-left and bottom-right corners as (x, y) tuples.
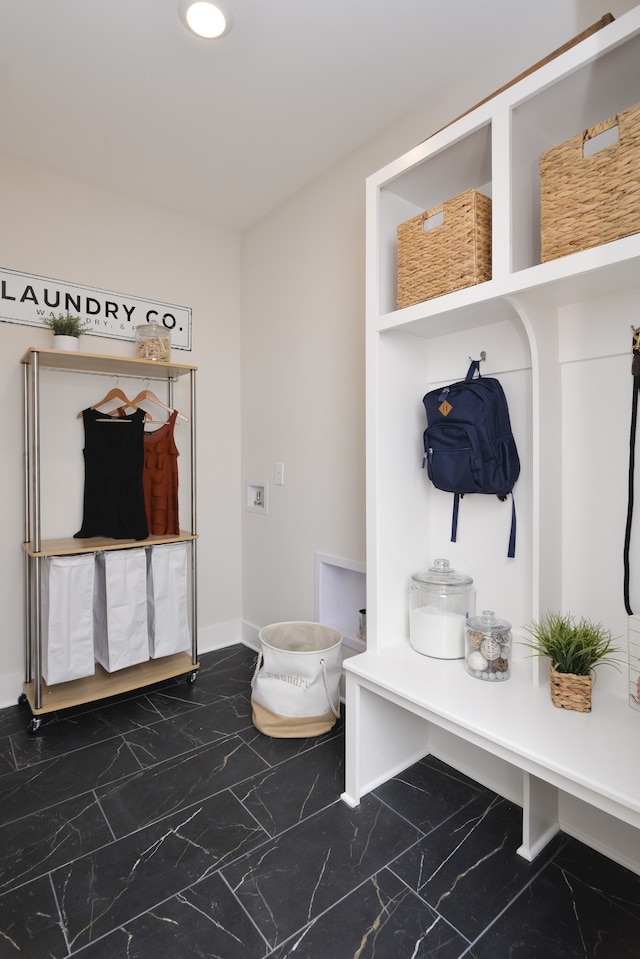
(550, 664), (592, 712)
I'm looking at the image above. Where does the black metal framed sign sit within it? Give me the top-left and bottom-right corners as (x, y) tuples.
(0, 267), (192, 350)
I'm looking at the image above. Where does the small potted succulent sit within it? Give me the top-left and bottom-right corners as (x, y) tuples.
(43, 311), (88, 351)
(523, 612), (620, 712)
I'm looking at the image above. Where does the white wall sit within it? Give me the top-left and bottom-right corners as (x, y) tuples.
(240, 0), (639, 635)
(0, 154), (243, 706)
(1, 0), (637, 705)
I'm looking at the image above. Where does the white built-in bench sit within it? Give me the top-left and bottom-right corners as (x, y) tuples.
(341, 642), (640, 871)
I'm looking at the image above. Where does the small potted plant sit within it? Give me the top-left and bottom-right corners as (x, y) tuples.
(43, 311), (87, 351)
(523, 612), (620, 712)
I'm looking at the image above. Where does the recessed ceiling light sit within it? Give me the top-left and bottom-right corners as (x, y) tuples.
(180, 1), (231, 39)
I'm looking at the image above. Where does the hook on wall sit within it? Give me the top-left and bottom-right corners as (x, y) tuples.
(469, 351), (487, 363)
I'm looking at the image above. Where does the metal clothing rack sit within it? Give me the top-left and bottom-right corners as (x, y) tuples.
(20, 346), (199, 730)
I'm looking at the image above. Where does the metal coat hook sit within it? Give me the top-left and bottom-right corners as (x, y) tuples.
(469, 351), (486, 363)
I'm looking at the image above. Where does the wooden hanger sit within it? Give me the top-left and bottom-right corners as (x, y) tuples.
(129, 388), (188, 422)
(77, 387), (151, 420)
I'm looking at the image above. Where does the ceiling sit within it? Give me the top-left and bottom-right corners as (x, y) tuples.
(1, 0), (568, 230)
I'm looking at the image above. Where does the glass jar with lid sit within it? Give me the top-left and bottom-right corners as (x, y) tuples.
(465, 609), (512, 680)
(134, 320), (171, 361)
(409, 558), (475, 659)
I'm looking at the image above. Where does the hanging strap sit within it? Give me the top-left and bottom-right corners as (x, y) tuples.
(624, 331), (640, 615)
(450, 491), (516, 557)
(451, 492), (461, 543)
(507, 494), (517, 560)
(466, 359), (481, 381)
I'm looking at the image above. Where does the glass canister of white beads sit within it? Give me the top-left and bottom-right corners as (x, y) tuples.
(465, 609), (512, 681)
(409, 558), (475, 659)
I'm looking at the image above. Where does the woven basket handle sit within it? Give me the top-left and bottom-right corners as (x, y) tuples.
(421, 204), (444, 232)
(583, 113), (619, 143)
(580, 113), (620, 159)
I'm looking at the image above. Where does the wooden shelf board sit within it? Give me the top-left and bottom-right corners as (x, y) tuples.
(24, 652), (199, 715)
(21, 346), (196, 379)
(23, 530), (197, 557)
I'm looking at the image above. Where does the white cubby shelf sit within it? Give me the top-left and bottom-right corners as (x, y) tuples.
(314, 553), (366, 652)
(345, 6), (640, 877)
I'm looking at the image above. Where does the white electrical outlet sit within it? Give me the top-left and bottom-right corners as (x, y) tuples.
(275, 462), (285, 486)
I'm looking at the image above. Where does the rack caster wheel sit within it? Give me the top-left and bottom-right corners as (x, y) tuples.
(186, 670), (198, 686)
(18, 693), (28, 707)
(28, 717), (42, 733)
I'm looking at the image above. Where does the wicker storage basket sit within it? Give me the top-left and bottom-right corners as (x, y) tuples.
(540, 102), (640, 262)
(550, 664), (592, 713)
(397, 188), (492, 309)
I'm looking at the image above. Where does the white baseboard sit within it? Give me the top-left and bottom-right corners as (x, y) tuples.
(197, 620), (260, 653)
(196, 620), (245, 654)
(0, 671), (23, 711)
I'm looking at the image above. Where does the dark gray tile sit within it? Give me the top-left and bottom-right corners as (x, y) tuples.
(11, 696), (163, 768)
(470, 859), (640, 958)
(222, 794), (422, 949)
(553, 837), (640, 917)
(373, 755), (485, 833)
(391, 792), (563, 941)
(0, 735), (16, 777)
(0, 792), (113, 893)
(233, 734), (344, 836)
(96, 735), (269, 836)
(198, 644), (258, 677)
(158, 646), (257, 706)
(0, 874), (68, 959)
(69, 872), (269, 959)
(52, 790), (267, 952)
(0, 737), (141, 826)
(238, 714), (344, 766)
(142, 688), (205, 720)
(269, 867), (468, 959)
(124, 693), (253, 767)
(0, 701), (37, 738)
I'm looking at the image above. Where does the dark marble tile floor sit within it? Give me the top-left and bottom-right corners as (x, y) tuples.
(1, 643), (639, 958)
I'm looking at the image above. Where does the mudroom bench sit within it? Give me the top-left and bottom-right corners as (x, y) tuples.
(341, 644), (640, 868)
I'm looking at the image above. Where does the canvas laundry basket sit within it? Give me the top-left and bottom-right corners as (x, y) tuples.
(41, 554), (96, 685)
(146, 543), (190, 658)
(93, 548), (150, 672)
(251, 621), (342, 737)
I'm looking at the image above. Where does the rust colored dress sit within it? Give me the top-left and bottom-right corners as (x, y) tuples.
(142, 410), (180, 535)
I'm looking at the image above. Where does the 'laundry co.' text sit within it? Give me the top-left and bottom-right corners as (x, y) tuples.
(0, 267), (192, 350)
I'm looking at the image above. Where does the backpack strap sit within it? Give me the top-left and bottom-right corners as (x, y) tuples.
(451, 492), (517, 557)
(624, 335), (640, 615)
(465, 359), (481, 382)
(508, 494), (516, 560)
(451, 492), (461, 543)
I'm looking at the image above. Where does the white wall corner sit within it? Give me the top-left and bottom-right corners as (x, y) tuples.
(197, 620), (246, 654)
(0, 672), (24, 711)
(240, 621), (261, 651)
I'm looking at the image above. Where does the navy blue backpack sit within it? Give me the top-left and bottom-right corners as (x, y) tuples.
(422, 360), (520, 557)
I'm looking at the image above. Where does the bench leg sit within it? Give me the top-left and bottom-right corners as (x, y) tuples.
(341, 671), (362, 807)
(517, 771), (560, 860)
(341, 672), (430, 807)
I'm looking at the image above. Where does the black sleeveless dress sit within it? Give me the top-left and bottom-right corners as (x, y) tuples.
(74, 408), (149, 540)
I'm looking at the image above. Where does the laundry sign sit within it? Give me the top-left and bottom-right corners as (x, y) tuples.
(0, 267), (192, 350)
